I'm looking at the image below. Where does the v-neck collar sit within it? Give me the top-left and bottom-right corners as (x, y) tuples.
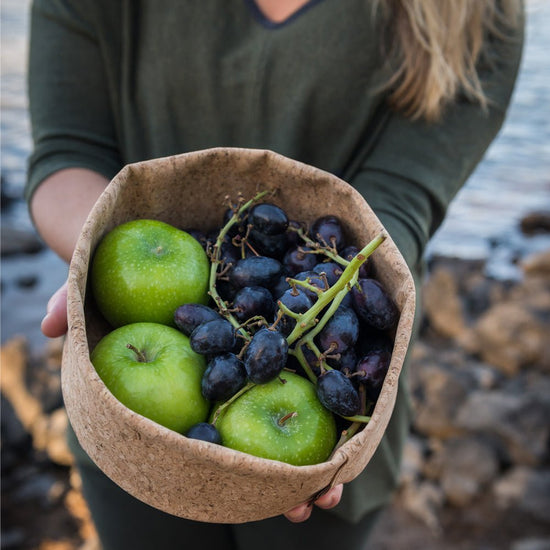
(244, 0), (325, 29)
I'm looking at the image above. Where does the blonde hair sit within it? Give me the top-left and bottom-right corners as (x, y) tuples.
(375, 0), (522, 121)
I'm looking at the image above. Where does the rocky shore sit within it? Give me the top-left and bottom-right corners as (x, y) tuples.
(2, 209), (549, 550)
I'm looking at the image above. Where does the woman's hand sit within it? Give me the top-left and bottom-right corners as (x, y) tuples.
(284, 484), (343, 523)
(41, 281), (69, 338)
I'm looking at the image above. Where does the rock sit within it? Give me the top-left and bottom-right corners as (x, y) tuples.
(456, 390), (550, 466)
(511, 538), (550, 550)
(520, 210), (550, 235)
(0, 527), (26, 549)
(400, 435), (427, 485)
(0, 337), (73, 466)
(460, 301), (549, 376)
(495, 467), (550, 525)
(438, 436), (500, 507)
(15, 273), (39, 289)
(412, 362), (476, 439)
(0, 394), (32, 472)
(10, 471), (60, 508)
(494, 466), (532, 508)
(0, 174), (18, 211)
(0, 225), (44, 256)
(422, 266), (467, 340)
(398, 479), (445, 534)
(521, 249), (550, 277)
(519, 469), (550, 523)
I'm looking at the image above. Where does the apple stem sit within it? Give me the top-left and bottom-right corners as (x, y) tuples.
(278, 411), (298, 426)
(126, 343), (148, 363)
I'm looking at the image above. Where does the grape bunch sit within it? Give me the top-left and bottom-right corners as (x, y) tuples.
(175, 192), (399, 447)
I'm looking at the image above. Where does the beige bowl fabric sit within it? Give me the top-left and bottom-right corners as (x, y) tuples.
(62, 147), (416, 523)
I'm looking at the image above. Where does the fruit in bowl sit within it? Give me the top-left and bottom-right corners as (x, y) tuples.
(213, 371), (337, 466)
(90, 322), (209, 434)
(89, 191), (398, 465)
(90, 219), (210, 328)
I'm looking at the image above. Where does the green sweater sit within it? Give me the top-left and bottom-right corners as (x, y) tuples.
(26, 0), (524, 523)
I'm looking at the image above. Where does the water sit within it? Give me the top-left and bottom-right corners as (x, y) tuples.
(427, 0), (550, 264)
(1, 0), (549, 348)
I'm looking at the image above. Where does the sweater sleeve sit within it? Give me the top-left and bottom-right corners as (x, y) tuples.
(25, 0), (122, 203)
(348, 15), (524, 275)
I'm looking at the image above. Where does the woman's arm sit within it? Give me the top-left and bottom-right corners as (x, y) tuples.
(31, 167), (109, 263)
(31, 168), (109, 337)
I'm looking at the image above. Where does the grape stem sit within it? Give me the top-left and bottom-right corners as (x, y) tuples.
(289, 344), (318, 384)
(330, 385), (371, 457)
(208, 190), (271, 341)
(293, 272), (359, 368)
(211, 381), (256, 426)
(288, 227), (346, 265)
(285, 231), (387, 346)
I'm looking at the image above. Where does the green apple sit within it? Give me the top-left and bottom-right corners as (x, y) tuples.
(90, 219), (210, 328)
(214, 372), (337, 466)
(90, 322), (210, 434)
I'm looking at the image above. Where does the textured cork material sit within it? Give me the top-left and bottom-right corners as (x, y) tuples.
(62, 148), (416, 523)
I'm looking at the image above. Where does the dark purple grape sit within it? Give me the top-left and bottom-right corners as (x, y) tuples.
(218, 239), (240, 266)
(356, 327), (394, 357)
(248, 229), (290, 259)
(286, 220), (304, 247)
(216, 279), (239, 303)
(244, 327), (288, 384)
(310, 215), (346, 251)
(174, 304), (223, 336)
(232, 286), (275, 323)
(201, 353), (247, 401)
(341, 245), (370, 278)
(353, 350), (391, 401)
(190, 319), (236, 355)
(248, 203), (289, 235)
(317, 369), (361, 417)
(283, 246), (318, 276)
(317, 306), (359, 354)
(276, 287), (313, 336)
(351, 278), (399, 330)
(228, 256), (283, 289)
(340, 290), (354, 309)
(271, 275), (291, 300)
(286, 344), (321, 378)
(329, 346), (357, 373)
(185, 229), (208, 249)
(312, 261), (343, 287)
(223, 208), (248, 238)
(186, 422), (222, 444)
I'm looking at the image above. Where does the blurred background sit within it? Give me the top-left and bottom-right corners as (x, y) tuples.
(1, 0), (549, 549)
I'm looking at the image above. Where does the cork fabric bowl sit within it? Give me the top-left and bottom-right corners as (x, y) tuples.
(62, 147), (416, 523)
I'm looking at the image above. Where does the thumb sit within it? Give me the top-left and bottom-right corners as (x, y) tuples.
(41, 281), (69, 338)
